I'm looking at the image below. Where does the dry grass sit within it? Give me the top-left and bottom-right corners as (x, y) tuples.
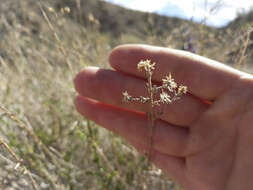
(0, 0), (252, 190)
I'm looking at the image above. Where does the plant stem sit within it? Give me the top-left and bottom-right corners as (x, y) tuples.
(146, 68), (156, 163)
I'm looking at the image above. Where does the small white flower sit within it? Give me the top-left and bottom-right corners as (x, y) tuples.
(162, 74), (172, 84)
(122, 91), (129, 97)
(137, 60), (155, 71)
(177, 86), (187, 94)
(163, 74), (177, 91)
(160, 92), (171, 104)
(122, 91), (132, 102)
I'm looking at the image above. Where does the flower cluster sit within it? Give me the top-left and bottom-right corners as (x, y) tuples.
(122, 59), (188, 164)
(123, 59), (187, 107)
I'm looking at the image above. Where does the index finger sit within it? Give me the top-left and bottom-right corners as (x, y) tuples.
(109, 44), (246, 100)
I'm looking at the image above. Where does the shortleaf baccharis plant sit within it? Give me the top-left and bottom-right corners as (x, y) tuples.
(122, 59), (187, 162)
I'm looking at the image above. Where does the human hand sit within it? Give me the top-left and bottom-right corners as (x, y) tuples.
(74, 44), (253, 190)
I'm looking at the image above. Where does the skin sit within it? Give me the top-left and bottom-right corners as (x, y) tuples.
(74, 44), (253, 190)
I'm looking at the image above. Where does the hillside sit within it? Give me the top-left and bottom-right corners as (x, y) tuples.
(52, 0), (253, 66)
(54, 0), (192, 37)
(226, 9), (253, 30)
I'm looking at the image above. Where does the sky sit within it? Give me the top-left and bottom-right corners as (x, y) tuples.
(103, 0), (253, 27)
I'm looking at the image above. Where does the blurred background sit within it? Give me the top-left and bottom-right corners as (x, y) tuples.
(0, 0), (252, 189)
(104, 0), (253, 27)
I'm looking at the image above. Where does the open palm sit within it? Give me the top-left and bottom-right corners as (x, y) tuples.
(74, 45), (253, 190)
